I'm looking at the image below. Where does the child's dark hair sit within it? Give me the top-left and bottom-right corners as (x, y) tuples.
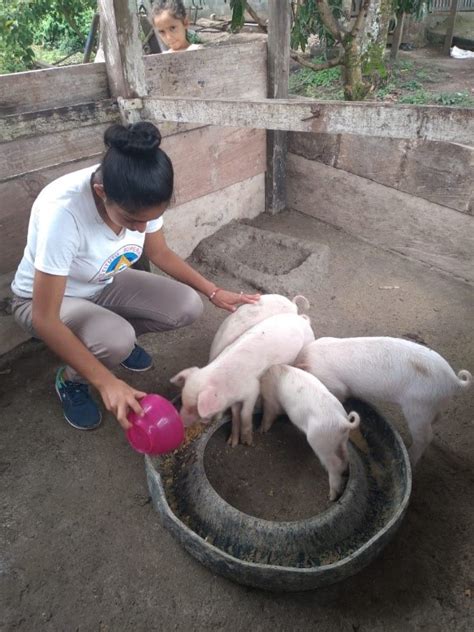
(99, 122), (173, 214)
(151, 0), (187, 22)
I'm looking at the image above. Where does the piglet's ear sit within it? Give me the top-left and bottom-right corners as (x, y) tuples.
(197, 386), (225, 419)
(170, 367), (199, 388)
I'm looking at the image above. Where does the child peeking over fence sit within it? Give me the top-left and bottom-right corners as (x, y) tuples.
(11, 122), (258, 433)
(152, 0), (203, 53)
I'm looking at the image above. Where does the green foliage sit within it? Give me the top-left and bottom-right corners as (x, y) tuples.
(292, 65), (341, 88)
(0, 0), (95, 74)
(398, 89), (430, 104)
(227, 0), (246, 33)
(434, 92), (474, 107)
(289, 64), (342, 98)
(414, 68), (436, 83)
(34, 4), (95, 53)
(0, 1), (36, 72)
(400, 79), (423, 90)
(291, 0), (343, 52)
(394, 0), (430, 19)
(187, 30), (202, 45)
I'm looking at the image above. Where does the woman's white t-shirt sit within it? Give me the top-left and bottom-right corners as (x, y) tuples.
(12, 165), (163, 299)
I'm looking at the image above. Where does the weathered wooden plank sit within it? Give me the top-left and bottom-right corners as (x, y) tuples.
(288, 153), (474, 283)
(144, 41), (267, 99)
(266, 1), (290, 214)
(0, 100), (120, 143)
(0, 125), (266, 271)
(289, 131), (474, 214)
(99, 0), (147, 103)
(132, 96), (474, 145)
(162, 126), (266, 207)
(0, 63), (109, 116)
(0, 124), (109, 182)
(0, 157), (99, 274)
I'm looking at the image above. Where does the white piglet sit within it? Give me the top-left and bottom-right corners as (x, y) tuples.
(209, 293), (309, 361)
(297, 337), (472, 465)
(260, 365), (360, 501)
(171, 313), (315, 446)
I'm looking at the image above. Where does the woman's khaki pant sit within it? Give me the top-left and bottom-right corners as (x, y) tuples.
(11, 269), (203, 382)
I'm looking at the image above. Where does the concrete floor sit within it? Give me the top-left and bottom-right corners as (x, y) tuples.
(1, 210), (473, 631)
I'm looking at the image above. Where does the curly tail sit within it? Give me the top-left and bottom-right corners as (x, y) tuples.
(292, 295), (310, 313)
(346, 411), (360, 428)
(457, 370), (472, 389)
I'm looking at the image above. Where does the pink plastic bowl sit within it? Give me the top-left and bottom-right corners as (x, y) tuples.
(126, 394), (184, 455)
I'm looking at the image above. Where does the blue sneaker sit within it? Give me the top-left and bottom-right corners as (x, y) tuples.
(120, 345), (153, 372)
(55, 367), (102, 430)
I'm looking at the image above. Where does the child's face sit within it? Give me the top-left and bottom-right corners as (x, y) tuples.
(154, 10), (189, 52)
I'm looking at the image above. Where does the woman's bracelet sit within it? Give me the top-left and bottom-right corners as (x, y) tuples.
(208, 287), (222, 302)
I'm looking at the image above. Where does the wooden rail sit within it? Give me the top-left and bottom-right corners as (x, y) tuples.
(119, 96), (474, 145)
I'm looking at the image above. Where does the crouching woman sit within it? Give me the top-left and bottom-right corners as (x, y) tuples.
(11, 122), (258, 432)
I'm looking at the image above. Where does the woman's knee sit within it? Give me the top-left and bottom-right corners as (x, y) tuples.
(176, 288), (203, 327)
(87, 317), (136, 367)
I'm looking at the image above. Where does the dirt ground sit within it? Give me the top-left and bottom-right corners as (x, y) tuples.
(1, 210), (473, 631)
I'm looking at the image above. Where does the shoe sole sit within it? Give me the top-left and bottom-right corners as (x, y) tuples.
(55, 381), (103, 431)
(120, 362), (153, 372)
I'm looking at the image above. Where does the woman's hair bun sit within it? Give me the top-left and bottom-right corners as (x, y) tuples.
(104, 122), (162, 157)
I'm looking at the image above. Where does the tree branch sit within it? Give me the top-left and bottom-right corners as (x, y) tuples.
(315, 0), (343, 42)
(245, 2), (267, 32)
(290, 49), (343, 71)
(350, 0), (372, 40)
(60, 3), (86, 40)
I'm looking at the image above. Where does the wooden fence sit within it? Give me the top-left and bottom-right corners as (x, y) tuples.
(0, 40), (267, 277)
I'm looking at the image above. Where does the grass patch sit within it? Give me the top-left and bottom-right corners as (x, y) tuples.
(398, 90), (431, 104)
(434, 92), (474, 107)
(289, 64), (344, 99)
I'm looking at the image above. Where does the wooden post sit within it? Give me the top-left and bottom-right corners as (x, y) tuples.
(443, 0), (459, 56)
(98, 0), (148, 114)
(390, 12), (405, 61)
(266, 1), (291, 214)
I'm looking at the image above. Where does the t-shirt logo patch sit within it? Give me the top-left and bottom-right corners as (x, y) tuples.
(92, 245), (142, 282)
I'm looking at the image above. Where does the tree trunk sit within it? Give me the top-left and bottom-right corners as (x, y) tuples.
(390, 11), (405, 61)
(361, 0), (393, 84)
(342, 37), (369, 101)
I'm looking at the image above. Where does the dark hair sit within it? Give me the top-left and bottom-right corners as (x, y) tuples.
(151, 0), (187, 22)
(100, 122), (173, 214)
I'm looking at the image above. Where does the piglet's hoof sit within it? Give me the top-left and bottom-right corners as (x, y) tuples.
(227, 434), (239, 448)
(240, 433), (253, 446)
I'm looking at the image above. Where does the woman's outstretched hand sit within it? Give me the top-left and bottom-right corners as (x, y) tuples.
(209, 288), (261, 312)
(98, 376), (146, 430)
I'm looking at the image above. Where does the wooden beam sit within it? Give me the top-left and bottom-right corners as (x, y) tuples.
(0, 100), (120, 143)
(127, 96), (474, 145)
(266, 1), (291, 214)
(0, 63), (109, 116)
(443, 0), (459, 56)
(98, 0), (147, 117)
